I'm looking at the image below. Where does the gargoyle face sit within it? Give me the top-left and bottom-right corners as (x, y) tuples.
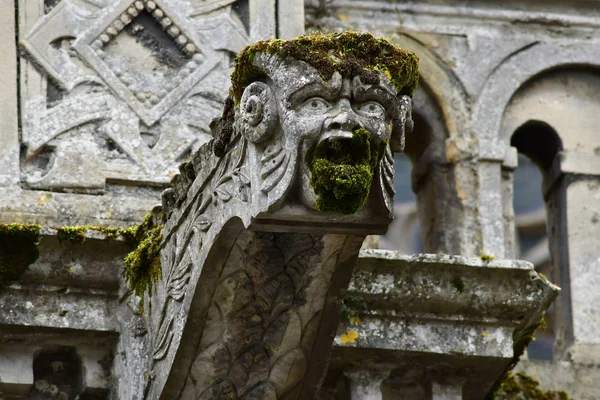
(278, 69), (407, 214)
(235, 53), (412, 215)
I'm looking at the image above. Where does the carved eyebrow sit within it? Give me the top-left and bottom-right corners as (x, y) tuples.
(287, 73), (343, 107)
(351, 77), (401, 119)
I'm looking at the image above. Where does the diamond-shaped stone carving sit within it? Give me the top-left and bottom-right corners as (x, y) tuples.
(73, 0), (220, 126)
(17, 0), (250, 192)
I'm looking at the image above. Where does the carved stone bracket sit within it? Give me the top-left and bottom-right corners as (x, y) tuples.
(139, 33), (418, 399)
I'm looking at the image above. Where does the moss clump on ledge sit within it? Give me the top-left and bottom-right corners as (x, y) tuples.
(123, 213), (163, 312)
(452, 277), (465, 294)
(0, 223), (42, 290)
(306, 128), (387, 214)
(54, 225), (137, 243)
(493, 372), (571, 400)
(480, 250), (497, 262)
(230, 31), (419, 103)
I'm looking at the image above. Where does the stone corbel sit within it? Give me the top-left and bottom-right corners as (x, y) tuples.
(140, 32), (419, 399)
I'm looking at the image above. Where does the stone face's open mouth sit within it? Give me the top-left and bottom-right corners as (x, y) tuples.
(305, 128), (386, 214)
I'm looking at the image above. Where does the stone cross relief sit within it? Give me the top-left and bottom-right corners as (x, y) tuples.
(139, 33), (417, 399)
(20, 0), (249, 192)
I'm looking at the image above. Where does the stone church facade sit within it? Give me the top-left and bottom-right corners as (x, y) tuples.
(0, 0), (598, 399)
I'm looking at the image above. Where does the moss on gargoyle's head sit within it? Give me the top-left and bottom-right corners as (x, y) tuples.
(230, 31), (419, 104)
(306, 128), (387, 215)
(0, 223), (41, 290)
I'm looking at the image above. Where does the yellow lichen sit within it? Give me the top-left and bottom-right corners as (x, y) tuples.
(480, 250), (497, 262)
(341, 330), (359, 344)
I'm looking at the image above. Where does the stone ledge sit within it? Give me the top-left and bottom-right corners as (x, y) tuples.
(0, 187), (157, 227)
(0, 284), (118, 332)
(327, 250), (559, 399)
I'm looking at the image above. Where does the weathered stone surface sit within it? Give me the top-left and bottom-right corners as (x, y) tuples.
(0, 231), (134, 399)
(18, 0), (247, 190)
(0, 0), (19, 188)
(306, 3), (600, 397)
(324, 250), (559, 399)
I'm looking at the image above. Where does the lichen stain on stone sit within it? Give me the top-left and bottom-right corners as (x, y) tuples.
(306, 128), (387, 214)
(340, 330), (359, 344)
(480, 250), (497, 262)
(229, 31), (420, 104)
(0, 216), (162, 312)
(0, 223), (42, 290)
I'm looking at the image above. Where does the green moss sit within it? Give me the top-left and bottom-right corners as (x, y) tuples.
(54, 225), (138, 243)
(0, 223), (42, 290)
(493, 372), (571, 400)
(230, 31), (419, 104)
(452, 277), (465, 294)
(0, 217), (161, 311)
(305, 128), (387, 214)
(487, 317), (557, 399)
(341, 294), (366, 326)
(122, 213), (164, 313)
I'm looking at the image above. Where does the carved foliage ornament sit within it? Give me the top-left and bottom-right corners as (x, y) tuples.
(144, 32), (419, 399)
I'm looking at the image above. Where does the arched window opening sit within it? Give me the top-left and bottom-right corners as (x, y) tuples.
(379, 109), (430, 253)
(511, 120), (563, 173)
(510, 120), (563, 361)
(380, 84), (450, 254)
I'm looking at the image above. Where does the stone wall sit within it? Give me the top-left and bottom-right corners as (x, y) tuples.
(1, 0), (600, 399)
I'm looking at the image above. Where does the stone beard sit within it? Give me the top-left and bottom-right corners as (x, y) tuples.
(230, 52), (412, 215)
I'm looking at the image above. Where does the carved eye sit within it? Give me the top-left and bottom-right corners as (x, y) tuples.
(300, 97), (332, 113)
(357, 101), (386, 119)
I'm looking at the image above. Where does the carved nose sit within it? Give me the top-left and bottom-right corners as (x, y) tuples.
(326, 101), (359, 131)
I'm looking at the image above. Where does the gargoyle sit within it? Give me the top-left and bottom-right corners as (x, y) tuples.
(143, 32), (418, 400)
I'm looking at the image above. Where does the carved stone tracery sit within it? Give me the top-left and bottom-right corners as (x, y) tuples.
(20, 0), (250, 191)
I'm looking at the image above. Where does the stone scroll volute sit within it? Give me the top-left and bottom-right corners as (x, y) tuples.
(141, 32), (419, 400)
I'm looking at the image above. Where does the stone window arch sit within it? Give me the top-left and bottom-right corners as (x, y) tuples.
(500, 67), (600, 362)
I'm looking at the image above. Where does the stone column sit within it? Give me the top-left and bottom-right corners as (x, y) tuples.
(544, 151), (600, 363)
(345, 369), (390, 400)
(430, 381), (463, 400)
(501, 146), (519, 260)
(439, 136), (508, 258)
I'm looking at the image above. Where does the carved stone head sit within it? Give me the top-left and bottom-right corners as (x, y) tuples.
(211, 32), (418, 216)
